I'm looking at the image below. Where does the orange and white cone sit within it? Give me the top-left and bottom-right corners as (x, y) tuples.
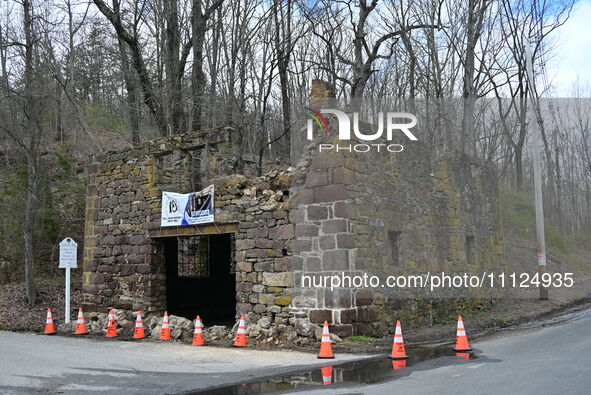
(105, 309), (118, 338)
(321, 366), (333, 385)
(74, 308), (87, 335)
(159, 311), (171, 340)
(389, 320), (409, 360)
(453, 315), (472, 352)
(192, 315), (205, 346)
(44, 308), (56, 335)
(133, 311), (145, 339)
(317, 321), (335, 359)
(232, 315), (247, 347)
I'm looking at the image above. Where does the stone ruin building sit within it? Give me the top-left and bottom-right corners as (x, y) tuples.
(82, 81), (504, 339)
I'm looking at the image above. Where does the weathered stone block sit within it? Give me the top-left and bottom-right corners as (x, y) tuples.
(309, 309), (332, 324)
(332, 167), (354, 184)
(319, 235), (335, 250)
(305, 171), (328, 188)
(324, 288), (352, 308)
(321, 219), (348, 234)
(322, 249), (349, 270)
(314, 184), (347, 203)
(295, 224), (319, 237)
(333, 201), (358, 218)
(236, 261), (253, 272)
(237, 303), (253, 313)
(311, 154), (344, 169)
(336, 233), (355, 249)
(274, 296), (292, 306)
(307, 205), (328, 221)
(306, 257), (322, 271)
(340, 309), (357, 324)
(247, 227), (269, 238)
(236, 239), (255, 250)
(275, 224), (294, 240)
(330, 324), (353, 338)
(262, 272), (293, 287)
(274, 257), (291, 272)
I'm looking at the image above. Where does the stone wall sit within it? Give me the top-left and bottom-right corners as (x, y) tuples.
(289, 129), (504, 337)
(82, 129), (294, 325)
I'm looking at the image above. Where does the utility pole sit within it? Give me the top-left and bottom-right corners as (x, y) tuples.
(525, 41), (549, 300)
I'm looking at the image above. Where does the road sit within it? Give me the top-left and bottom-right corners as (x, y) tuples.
(0, 332), (368, 394)
(300, 311), (591, 395)
(1, 312), (590, 394)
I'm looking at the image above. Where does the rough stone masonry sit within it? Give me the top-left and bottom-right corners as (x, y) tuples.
(82, 81), (504, 340)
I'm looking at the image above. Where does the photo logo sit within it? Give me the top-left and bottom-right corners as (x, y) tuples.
(305, 107), (329, 131)
(305, 109), (418, 153)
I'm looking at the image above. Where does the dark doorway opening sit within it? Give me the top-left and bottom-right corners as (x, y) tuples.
(163, 233), (236, 325)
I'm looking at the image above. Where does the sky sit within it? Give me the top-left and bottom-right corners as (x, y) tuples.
(547, 0), (591, 96)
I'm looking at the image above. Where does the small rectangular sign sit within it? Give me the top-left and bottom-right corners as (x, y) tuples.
(59, 237), (78, 268)
(161, 185), (215, 227)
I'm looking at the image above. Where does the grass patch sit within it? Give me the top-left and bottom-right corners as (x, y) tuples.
(343, 335), (377, 344)
(438, 310), (489, 325)
(501, 187), (570, 253)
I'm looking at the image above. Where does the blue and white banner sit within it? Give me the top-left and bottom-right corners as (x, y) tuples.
(161, 185), (215, 227)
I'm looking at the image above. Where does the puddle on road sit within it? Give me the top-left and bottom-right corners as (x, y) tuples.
(190, 345), (479, 394)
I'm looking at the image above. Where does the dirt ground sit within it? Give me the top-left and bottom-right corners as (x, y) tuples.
(0, 280), (81, 332)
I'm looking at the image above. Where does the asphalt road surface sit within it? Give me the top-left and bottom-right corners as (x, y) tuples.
(300, 310), (591, 395)
(1, 311), (590, 394)
(0, 332), (369, 394)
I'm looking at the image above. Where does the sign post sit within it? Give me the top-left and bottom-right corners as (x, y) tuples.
(59, 237), (78, 323)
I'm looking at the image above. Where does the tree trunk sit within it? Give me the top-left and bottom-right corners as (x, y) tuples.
(23, 0), (37, 306)
(164, 0), (182, 134)
(191, 0), (207, 131)
(274, 0), (292, 151)
(117, 37), (140, 143)
(460, 0), (488, 156)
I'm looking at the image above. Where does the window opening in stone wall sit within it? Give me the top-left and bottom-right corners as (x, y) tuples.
(177, 236), (209, 278)
(388, 230), (401, 266)
(164, 233), (236, 324)
(466, 235), (476, 265)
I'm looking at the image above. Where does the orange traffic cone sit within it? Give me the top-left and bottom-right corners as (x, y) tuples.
(192, 315), (205, 346)
(74, 308), (87, 335)
(105, 309), (118, 338)
(453, 315), (472, 352)
(389, 320), (409, 360)
(232, 315), (247, 347)
(321, 366), (333, 385)
(318, 321), (335, 359)
(43, 308), (56, 335)
(133, 311), (145, 339)
(159, 311), (171, 340)
(392, 360), (407, 370)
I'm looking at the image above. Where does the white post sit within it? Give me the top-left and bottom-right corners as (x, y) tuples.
(65, 267), (71, 324)
(525, 41), (549, 300)
(59, 237), (77, 324)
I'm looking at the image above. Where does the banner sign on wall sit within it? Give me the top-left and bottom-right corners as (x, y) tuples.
(161, 185), (215, 227)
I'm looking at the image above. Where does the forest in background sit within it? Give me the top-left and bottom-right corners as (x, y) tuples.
(0, 0), (589, 305)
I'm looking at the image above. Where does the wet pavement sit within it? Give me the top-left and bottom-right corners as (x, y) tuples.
(195, 309), (591, 394)
(191, 345), (485, 394)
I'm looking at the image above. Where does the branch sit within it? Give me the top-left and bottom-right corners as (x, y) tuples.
(370, 24), (439, 61)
